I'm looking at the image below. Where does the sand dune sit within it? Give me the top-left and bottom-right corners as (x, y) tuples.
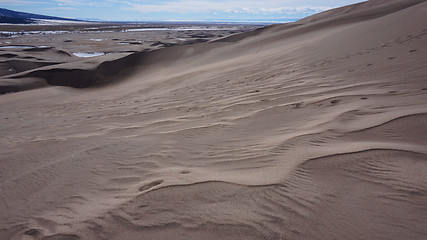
(1, 0), (427, 239)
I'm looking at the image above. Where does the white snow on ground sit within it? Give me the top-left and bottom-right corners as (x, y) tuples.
(31, 19), (91, 25)
(124, 27), (236, 32)
(0, 45), (51, 49)
(72, 52), (106, 57)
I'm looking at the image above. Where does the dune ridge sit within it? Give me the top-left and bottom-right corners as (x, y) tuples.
(1, 0), (427, 239)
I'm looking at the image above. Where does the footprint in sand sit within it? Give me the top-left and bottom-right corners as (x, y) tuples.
(293, 102), (303, 109)
(24, 229), (41, 236)
(330, 99), (340, 105)
(139, 180), (164, 191)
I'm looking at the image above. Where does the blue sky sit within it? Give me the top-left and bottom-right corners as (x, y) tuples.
(0, 0), (366, 22)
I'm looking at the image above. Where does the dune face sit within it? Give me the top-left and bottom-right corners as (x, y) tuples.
(0, 23), (259, 93)
(1, 0), (427, 239)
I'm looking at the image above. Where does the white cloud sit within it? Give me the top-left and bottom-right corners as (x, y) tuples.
(225, 6), (331, 15)
(43, 6), (78, 10)
(54, 0), (116, 7)
(54, 0), (88, 5)
(0, 0), (47, 4)
(126, 0), (334, 15)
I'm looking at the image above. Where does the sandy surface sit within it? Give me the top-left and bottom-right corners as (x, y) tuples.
(0, 22), (260, 92)
(1, 0), (427, 239)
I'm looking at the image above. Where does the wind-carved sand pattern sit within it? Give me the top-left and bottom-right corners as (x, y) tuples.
(1, 0), (427, 239)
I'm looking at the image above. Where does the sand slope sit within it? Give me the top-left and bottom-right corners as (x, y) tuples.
(0, 23), (257, 93)
(1, 0), (427, 239)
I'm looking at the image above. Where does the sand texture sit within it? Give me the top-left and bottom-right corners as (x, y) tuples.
(1, 0), (427, 239)
(0, 22), (259, 92)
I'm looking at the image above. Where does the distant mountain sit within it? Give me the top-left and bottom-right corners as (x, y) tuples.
(0, 8), (80, 24)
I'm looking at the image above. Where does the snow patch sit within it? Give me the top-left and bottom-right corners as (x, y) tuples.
(72, 52), (106, 58)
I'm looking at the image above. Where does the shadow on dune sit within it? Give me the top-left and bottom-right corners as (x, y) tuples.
(0, 51), (146, 92)
(0, 25), (268, 93)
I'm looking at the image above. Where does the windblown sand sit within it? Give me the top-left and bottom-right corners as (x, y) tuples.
(1, 0), (427, 239)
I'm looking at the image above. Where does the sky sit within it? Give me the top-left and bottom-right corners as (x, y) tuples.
(0, 0), (366, 22)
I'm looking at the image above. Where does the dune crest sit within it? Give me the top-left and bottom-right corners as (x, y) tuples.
(1, 0), (427, 239)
